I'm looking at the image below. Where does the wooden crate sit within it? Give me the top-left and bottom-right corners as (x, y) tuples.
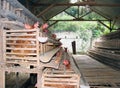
(42, 64), (80, 88)
(3, 29), (40, 67)
(3, 28), (61, 67)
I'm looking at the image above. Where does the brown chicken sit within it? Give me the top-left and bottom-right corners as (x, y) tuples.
(24, 22), (39, 29)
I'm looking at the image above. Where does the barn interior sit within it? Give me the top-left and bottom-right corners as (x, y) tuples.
(0, 0), (120, 88)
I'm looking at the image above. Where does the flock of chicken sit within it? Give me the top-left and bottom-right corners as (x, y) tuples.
(12, 22), (72, 88)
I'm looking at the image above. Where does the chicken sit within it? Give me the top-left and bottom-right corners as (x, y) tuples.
(24, 22), (39, 29)
(41, 23), (48, 30)
(63, 59), (71, 69)
(12, 22), (39, 57)
(52, 34), (56, 39)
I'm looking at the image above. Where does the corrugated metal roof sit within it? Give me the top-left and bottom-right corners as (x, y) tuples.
(18, 0), (120, 29)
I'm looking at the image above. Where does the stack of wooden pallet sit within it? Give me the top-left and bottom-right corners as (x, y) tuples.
(41, 53), (80, 88)
(88, 30), (120, 69)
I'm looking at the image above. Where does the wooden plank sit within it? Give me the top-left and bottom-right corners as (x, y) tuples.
(0, 23), (3, 62)
(6, 1), (10, 11)
(6, 33), (36, 36)
(6, 38), (36, 41)
(6, 56), (37, 60)
(3, 29), (7, 62)
(36, 29), (40, 66)
(73, 55), (120, 88)
(40, 47), (61, 63)
(5, 29), (37, 32)
(37, 69), (43, 88)
(43, 74), (78, 77)
(6, 43), (36, 46)
(6, 47), (36, 50)
(89, 50), (120, 61)
(94, 39), (120, 49)
(44, 82), (77, 85)
(44, 78), (78, 82)
(0, 70), (5, 88)
(6, 52), (37, 55)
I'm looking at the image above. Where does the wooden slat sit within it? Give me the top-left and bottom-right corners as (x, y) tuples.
(6, 52), (37, 55)
(6, 56), (37, 60)
(6, 38), (36, 41)
(6, 33), (36, 36)
(6, 47), (36, 50)
(44, 82), (77, 85)
(94, 39), (120, 49)
(6, 43), (36, 46)
(90, 50), (120, 60)
(44, 78), (78, 82)
(5, 29), (37, 33)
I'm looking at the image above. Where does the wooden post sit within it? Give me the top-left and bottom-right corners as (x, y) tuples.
(37, 68), (43, 88)
(72, 41), (76, 54)
(0, 22), (3, 62)
(0, 0), (1, 18)
(0, 70), (5, 88)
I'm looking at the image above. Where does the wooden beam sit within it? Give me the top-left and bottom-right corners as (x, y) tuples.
(47, 19), (110, 21)
(79, 11), (92, 19)
(33, 2), (120, 7)
(98, 20), (112, 31)
(0, 23), (2, 62)
(64, 11), (77, 19)
(112, 19), (117, 30)
(37, 4), (55, 17)
(46, 7), (70, 22)
(48, 21), (58, 28)
(90, 8), (111, 20)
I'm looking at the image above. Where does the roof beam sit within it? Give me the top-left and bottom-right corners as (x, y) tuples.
(46, 7), (70, 22)
(37, 4), (54, 17)
(48, 21), (58, 28)
(64, 11), (77, 19)
(33, 2), (120, 7)
(47, 19), (110, 21)
(79, 11), (92, 19)
(98, 20), (112, 31)
(90, 8), (111, 20)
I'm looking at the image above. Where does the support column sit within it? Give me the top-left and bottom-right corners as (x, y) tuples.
(0, 70), (5, 88)
(0, 22), (4, 62)
(37, 68), (43, 88)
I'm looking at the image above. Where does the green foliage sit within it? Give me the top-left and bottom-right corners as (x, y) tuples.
(50, 6), (109, 38)
(49, 6), (112, 52)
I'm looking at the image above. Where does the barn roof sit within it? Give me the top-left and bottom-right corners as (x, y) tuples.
(18, 0), (120, 29)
